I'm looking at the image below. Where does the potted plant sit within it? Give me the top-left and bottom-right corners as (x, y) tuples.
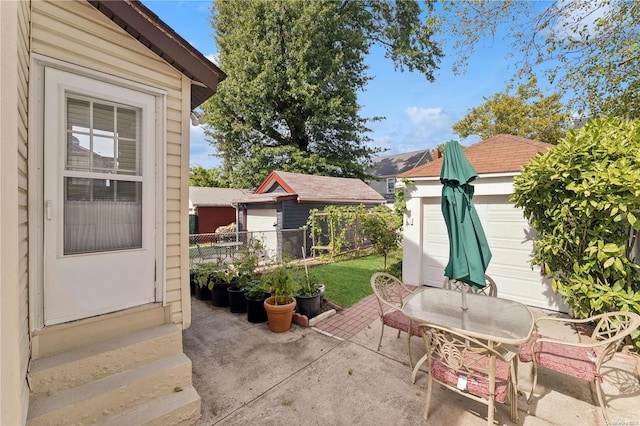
(294, 269), (323, 319)
(227, 269), (247, 313)
(262, 264), (298, 332)
(189, 264), (199, 296)
(194, 262), (213, 301)
(211, 263), (237, 307)
(244, 278), (271, 323)
(227, 238), (264, 313)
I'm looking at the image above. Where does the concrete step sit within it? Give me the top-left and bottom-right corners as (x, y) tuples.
(28, 324), (183, 399)
(26, 352), (193, 426)
(32, 303), (168, 358)
(97, 385), (201, 426)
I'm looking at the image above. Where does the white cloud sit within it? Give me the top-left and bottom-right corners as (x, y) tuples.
(189, 124), (221, 169)
(369, 107), (460, 157)
(404, 106), (450, 128)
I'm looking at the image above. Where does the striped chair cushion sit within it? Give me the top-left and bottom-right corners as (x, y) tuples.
(518, 333), (598, 381)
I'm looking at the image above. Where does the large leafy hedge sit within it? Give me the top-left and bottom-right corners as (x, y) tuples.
(512, 118), (640, 343)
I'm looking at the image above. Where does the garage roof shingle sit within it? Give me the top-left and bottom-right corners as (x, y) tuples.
(399, 134), (553, 178)
(242, 171), (385, 204)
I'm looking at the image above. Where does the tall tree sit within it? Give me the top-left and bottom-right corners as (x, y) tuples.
(204, 0), (442, 188)
(433, 0), (640, 119)
(452, 77), (570, 144)
(189, 165), (229, 188)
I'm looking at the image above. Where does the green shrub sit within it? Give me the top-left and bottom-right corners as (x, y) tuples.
(512, 117), (640, 345)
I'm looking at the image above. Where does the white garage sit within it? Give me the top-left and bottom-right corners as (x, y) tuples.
(400, 135), (568, 312)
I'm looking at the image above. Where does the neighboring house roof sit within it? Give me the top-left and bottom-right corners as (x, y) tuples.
(370, 149), (434, 177)
(189, 187), (250, 207)
(399, 134), (553, 178)
(237, 171), (386, 204)
(89, 0), (226, 110)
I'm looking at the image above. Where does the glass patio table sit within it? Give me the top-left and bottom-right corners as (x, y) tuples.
(403, 287), (533, 423)
(403, 287), (534, 383)
(403, 287), (534, 345)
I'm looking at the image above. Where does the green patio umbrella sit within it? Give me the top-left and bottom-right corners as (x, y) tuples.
(440, 141), (492, 300)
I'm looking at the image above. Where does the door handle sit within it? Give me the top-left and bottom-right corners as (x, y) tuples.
(46, 200), (53, 220)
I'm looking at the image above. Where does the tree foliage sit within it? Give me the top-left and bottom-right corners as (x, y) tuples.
(452, 77), (570, 144)
(189, 165), (229, 188)
(361, 206), (402, 270)
(204, 0), (442, 188)
(512, 118), (640, 343)
(434, 1), (640, 119)
(306, 205), (401, 268)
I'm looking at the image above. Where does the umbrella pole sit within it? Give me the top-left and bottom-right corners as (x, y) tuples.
(461, 284), (469, 311)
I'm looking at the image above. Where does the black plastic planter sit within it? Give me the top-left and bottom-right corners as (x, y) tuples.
(227, 285), (247, 313)
(295, 293), (321, 319)
(195, 285), (211, 301)
(211, 280), (232, 307)
(245, 294), (268, 323)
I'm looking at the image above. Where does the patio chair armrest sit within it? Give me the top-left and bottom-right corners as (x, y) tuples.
(534, 316), (594, 327)
(534, 331), (630, 348)
(377, 297), (403, 313)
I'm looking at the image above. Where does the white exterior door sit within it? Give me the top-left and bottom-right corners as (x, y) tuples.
(43, 68), (157, 325)
(246, 208), (278, 261)
(421, 195), (567, 311)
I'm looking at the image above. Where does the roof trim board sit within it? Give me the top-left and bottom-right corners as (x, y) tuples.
(255, 171), (296, 194)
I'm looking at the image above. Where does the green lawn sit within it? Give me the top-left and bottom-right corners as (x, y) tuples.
(309, 250), (402, 308)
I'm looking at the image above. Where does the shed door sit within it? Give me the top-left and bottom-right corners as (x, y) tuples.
(421, 195), (567, 311)
(246, 208), (278, 260)
(43, 68), (157, 325)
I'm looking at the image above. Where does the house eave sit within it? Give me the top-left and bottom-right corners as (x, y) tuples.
(296, 197), (385, 204)
(89, 0), (226, 110)
(403, 171), (521, 183)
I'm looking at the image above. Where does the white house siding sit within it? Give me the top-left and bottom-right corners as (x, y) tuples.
(1, 1), (31, 423)
(31, 1), (189, 325)
(17, 0), (31, 421)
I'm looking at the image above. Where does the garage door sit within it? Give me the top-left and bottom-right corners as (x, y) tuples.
(421, 195), (567, 312)
(246, 209), (278, 261)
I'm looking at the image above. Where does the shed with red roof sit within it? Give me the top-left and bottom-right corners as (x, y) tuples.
(398, 135), (567, 311)
(234, 171), (385, 261)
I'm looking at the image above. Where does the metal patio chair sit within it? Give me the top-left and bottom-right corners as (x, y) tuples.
(412, 274), (499, 384)
(370, 272), (421, 367)
(518, 311), (640, 423)
(418, 323), (519, 424)
(443, 274), (498, 297)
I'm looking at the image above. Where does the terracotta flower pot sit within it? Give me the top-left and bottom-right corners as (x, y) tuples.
(264, 296), (296, 333)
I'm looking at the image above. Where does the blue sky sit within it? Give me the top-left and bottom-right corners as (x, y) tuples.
(142, 0), (523, 169)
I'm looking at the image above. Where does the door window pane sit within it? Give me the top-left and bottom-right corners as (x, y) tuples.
(93, 103), (115, 136)
(64, 178), (142, 254)
(117, 139), (138, 174)
(117, 108), (137, 139)
(65, 96), (141, 176)
(93, 136), (115, 170)
(63, 94), (144, 255)
(67, 133), (91, 170)
(67, 98), (90, 131)
(65, 178), (91, 201)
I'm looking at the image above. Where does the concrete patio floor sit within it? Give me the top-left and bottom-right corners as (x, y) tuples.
(184, 296), (640, 425)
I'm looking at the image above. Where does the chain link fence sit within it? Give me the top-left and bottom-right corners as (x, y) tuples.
(189, 229), (308, 265)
